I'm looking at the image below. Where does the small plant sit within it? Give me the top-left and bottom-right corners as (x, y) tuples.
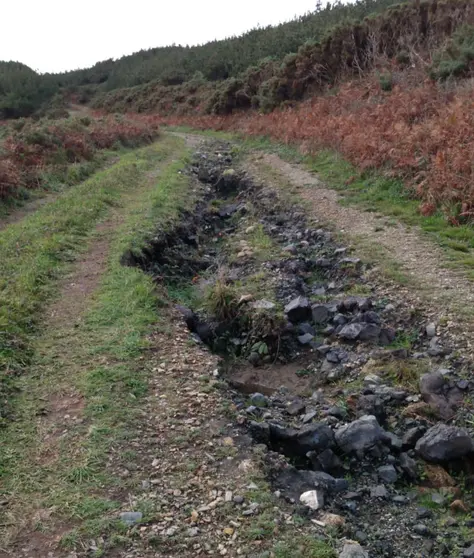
(378, 72), (393, 91)
(205, 275), (239, 322)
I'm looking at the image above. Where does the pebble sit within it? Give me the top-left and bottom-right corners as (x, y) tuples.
(413, 524), (432, 537)
(233, 495), (244, 505)
(370, 485), (388, 499)
(426, 323), (437, 338)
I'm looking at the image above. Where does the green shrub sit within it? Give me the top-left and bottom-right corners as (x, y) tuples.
(430, 24), (474, 80)
(378, 73), (393, 91)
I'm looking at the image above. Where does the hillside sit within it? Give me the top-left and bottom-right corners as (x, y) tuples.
(0, 0), (395, 118)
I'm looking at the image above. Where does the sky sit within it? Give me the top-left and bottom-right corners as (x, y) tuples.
(1, 0), (319, 73)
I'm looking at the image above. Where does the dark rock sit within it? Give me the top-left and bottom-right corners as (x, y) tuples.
(335, 415), (386, 455)
(249, 421), (270, 444)
(379, 327), (396, 345)
(248, 352), (261, 366)
(399, 452), (418, 480)
(457, 379), (469, 390)
(370, 485), (388, 498)
(402, 426), (427, 450)
(333, 313), (348, 326)
(298, 333), (314, 345)
(250, 393), (269, 407)
(269, 422), (334, 457)
(358, 324), (381, 342)
(302, 410), (318, 423)
(245, 406), (260, 416)
(286, 401), (306, 416)
(308, 448), (343, 475)
(464, 545), (474, 558)
(377, 465), (398, 484)
(312, 304), (329, 324)
(307, 470), (349, 493)
(413, 524), (432, 537)
(327, 406), (348, 420)
(285, 296), (312, 323)
(415, 423), (474, 462)
(357, 395), (386, 422)
(326, 350), (342, 364)
(323, 326), (335, 336)
(299, 322), (315, 336)
(338, 323), (364, 341)
(360, 311), (381, 324)
(416, 507), (433, 519)
(233, 495), (244, 504)
(218, 203), (241, 218)
(420, 372), (463, 420)
(385, 432), (403, 451)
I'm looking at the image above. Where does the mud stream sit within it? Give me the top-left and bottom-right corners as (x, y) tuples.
(124, 141), (474, 558)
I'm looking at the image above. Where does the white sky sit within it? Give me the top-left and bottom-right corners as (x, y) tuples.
(2, 0), (319, 73)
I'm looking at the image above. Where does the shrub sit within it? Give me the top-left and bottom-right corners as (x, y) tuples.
(430, 24), (474, 80)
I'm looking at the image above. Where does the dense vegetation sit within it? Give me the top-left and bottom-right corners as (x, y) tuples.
(0, 115), (160, 199)
(0, 0), (396, 118)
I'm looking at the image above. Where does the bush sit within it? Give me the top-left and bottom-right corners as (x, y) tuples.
(430, 24), (474, 80)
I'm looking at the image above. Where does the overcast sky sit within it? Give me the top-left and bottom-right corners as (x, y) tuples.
(2, 0), (319, 73)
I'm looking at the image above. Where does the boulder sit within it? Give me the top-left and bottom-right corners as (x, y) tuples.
(285, 296), (311, 323)
(338, 323), (364, 341)
(377, 464), (398, 484)
(335, 415), (386, 455)
(415, 423), (474, 463)
(300, 489), (324, 510)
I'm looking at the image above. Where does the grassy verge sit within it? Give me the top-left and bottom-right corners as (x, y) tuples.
(169, 127), (474, 280)
(0, 141), (196, 551)
(0, 139), (180, 379)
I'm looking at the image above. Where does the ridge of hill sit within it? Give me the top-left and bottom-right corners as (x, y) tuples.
(0, 0), (395, 118)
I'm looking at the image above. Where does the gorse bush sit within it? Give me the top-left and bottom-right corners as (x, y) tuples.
(430, 24), (474, 80)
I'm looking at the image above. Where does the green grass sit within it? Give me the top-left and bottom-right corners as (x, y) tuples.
(0, 136), (195, 551)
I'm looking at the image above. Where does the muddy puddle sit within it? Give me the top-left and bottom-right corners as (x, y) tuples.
(122, 140), (474, 558)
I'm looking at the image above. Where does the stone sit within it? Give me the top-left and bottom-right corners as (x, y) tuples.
(321, 512), (345, 526)
(299, 322), (315, 335)
(249, 421), (270, 443)
(416, 507), (433, 519)
(298, 333), (314, 345)
(426, 323), (437, 338)
(302, 410), (317, 424)
(379, 327), (396, 345)
(283, 244), (297, 254)
(269, 422), (334, 457)
(335, 415), (386, 455)
(286, 401), (306, 416)
(358, 324), (381, 342)
(402, 426), (426, 450)
(370, 485), (388, 498)
(251, 299), (276, 310)
(187, 527), (199, 537)
(413, 524), (432, 537)
(431, 492), (445, 505)
(299, 489), (324, 510)
(399, 452), (418, 480)
(309, 471), (348, 493)
(250, 393), (269, 407)
(285, 296), (312, 323)
(415, 423), (474, 463)
(338, 323), (364, 341)
(463, 545), (474, 557)
(360, 311), (381, 324)
(339, 543), (369, 558)
(312, 304), (329, 324)
(120, 511), (143, 526)
(233, 495), (244, 504)
(364, 374), (383, 385)
(377, 465), (398, 484)
(457, 379), (469, 390)
(309, 448), (344, 475)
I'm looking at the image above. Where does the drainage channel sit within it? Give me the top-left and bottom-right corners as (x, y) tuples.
(124, 140), (474, 558)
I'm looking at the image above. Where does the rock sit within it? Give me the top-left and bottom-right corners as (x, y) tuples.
(327, 406), (348, 419)
(309, 448), (343, 475)
(420, 372), (445, 394)
(283, 244), (297, 254)
(312, 304), (329, 324)
(358, 324), (381, 342)
(431, 492), (445, 505)
(307, 471), (348, 493)
(457, 379), (469, 390)
(285, 296), (312, 323)
(302, 410), (317, 424)
(248, 421), (270, 444)
(120, 511), (143, 526)
(377, 465), (398, 484)
(248, 352), (260, 366)
(250, 393), (269, 407)
(269, 422), (334, 457)
(339, 543), (369, 558)
(286, 401), (306, 416)
(415, 423), (474, 463)
(402, 426), (426, 450)
(300, 490), (324, 510)
(251, 299), (276, 310)
(338, 323), (364, 341)
(298, 333), (314, 345)
(233, 495), (244, 504)
(370, 485), (388, 498)
(420, 372), (462, 420)
(399, 452), (418, 480)
(416, 507), (433, 519)
(360, 311), (381, 324)
(299, 322), (315, 335)
(463, 545), (474, 557)
(379, 327), (396, 345)
(385, 432), (403, 451)
(187, 527), (199, 537)
(413, 524), (432, 537)
(335, 415), (386, 455)
(364, 374), (383, 385)
(426, 323), (437, 338)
